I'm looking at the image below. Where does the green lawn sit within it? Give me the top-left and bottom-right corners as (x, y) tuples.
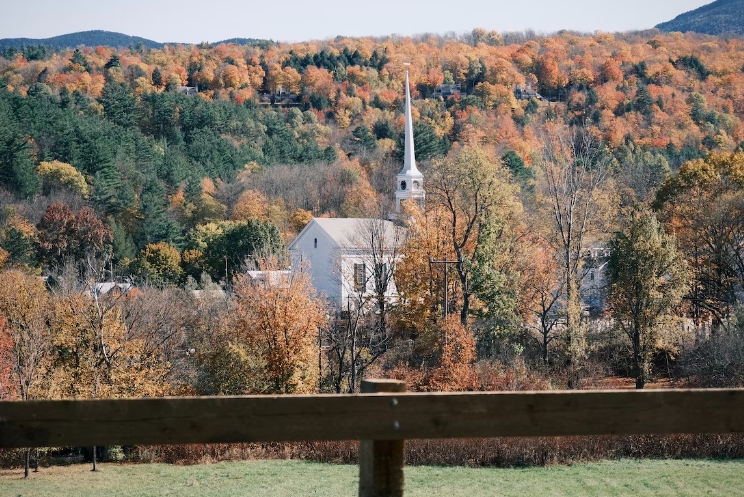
(2, 459), (743, 496)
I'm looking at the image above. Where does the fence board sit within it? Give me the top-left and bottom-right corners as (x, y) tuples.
(1, 389), (743, 449)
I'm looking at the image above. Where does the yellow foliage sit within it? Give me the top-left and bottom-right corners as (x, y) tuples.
(222, 270), (326, 394)
(290, 208), (313, 233)
(231, 189), (268, 221)
(37, 160), (89, 197)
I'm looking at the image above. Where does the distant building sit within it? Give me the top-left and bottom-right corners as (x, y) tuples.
(433, 83), (462, 99)
(582, 247), (611, 317)
(89, 282), (133, 297)
(514, 83), (542, 100)
(177, 86), (198, 96)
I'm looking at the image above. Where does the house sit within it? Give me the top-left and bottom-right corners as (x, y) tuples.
(90, 281), (133, 297)
(514, 83), (542, 100)
(289, 70), (420, 310)
(433, 83), (462, 99)
(177, 86), (198, 96)
(288, 218), (405, 309)
(581, 247), (611, 317)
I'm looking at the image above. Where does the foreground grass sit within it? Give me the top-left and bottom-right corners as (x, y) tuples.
(2, 459), (743, 496)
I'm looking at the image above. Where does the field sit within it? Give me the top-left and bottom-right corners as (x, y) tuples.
(2, 459), (744, 496)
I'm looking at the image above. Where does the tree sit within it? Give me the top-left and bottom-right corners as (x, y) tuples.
(1, 215), (37, 268)
(201, 268), (325, 394)
(538, 125), (614, 388)
(37, 160), (89, 198)
(352, 124), (376, 152)
(608, 210), (689, 389)
(519, 234), (563, 365)
(0, 270), (52, 477)
(0, 122), (39, 197)
(426, 145), (522, 326)
(135, 242), (183, 286)
(98, 81), (136, 128)
(186, 219), (285, 283)
(70, 49), (91, 72)
(231, 189), (269, 221)
(49, 258), (170, 469)
(151, 67), (163, 88)
(36, 204), (112, 268)
(654, 151), (744, 330)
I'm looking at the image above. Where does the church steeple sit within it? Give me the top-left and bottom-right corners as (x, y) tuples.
(395, 70), (425, 213)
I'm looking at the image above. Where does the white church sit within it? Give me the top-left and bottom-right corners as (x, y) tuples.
(289, 71), (424, 309)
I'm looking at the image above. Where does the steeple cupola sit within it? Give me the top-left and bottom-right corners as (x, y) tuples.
(395, 70), (425, 213)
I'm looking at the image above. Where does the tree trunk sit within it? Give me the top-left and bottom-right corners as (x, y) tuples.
(24, 448), (30, 478)
(633, 325), (644, 390)
(92, 446), (97, 471)
(565, 276), (582, 390)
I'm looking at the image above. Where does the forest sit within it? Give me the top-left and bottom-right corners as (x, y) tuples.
(2, 27), (744, 410)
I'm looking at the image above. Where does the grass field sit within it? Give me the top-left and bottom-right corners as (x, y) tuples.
(2, 459), (743, 496)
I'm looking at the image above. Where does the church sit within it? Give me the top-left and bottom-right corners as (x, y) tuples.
(288, 71), (423, 309)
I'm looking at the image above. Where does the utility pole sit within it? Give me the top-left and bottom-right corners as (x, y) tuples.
(429, 258), (458, 318)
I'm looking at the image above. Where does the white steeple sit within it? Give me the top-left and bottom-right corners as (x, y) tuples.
(395, 70), (425, 213)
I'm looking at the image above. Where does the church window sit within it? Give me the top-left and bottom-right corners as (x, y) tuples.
(314, 238), (317, 248)
(354, 263), (366, 291)
(400, 180), (407, 191)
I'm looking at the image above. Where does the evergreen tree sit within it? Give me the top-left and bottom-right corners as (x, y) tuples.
(70, 49), (91, 72)
(352, 124), (376, 151)
(0, 122), (39, 197)
(151, 67), (163, 88)
(99, 82), (137, 128)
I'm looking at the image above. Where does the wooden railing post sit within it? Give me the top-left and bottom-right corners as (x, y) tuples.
(359, 379), (407, 497)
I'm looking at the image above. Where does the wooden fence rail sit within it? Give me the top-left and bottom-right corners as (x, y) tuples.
(2, 380), (744, 496)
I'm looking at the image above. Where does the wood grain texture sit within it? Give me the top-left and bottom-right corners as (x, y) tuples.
(1, 389), (744, 449)
(359, 380), (406, 497)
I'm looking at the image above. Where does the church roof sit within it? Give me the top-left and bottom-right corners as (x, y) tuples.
(289, 218), (405, 250)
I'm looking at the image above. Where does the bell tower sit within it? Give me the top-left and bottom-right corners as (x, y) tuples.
(395, 70), (425, 213)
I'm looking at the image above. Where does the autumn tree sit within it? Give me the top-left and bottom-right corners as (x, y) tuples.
(0, 270), (52, 477)
(608, 210), (689, 389)
(426, 145), (523, 327)
(519, 233), (564, 365)
(538, 125), (614, 388)
(36, 203), (112, 268)
(36, 160), (89, 198)
(201, 268), (325, 394)
(654, 151), (744, 330)
(134, 242), (183, 286)
(49, 259), (171, 469)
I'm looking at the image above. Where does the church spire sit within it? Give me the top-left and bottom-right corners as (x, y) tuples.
(402, 70), (422, 177)
(395, 70), (425, 214)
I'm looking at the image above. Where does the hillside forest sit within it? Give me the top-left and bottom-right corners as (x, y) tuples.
(2, 28), (744, 406)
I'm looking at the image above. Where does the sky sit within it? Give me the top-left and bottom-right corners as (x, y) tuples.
(0, 0), (714, 44)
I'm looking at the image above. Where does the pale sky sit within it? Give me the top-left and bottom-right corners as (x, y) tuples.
(0, 0), (713, 44)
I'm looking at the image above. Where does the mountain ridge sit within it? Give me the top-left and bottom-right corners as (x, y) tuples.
(656, 0), (744, 36)
(0, 30), (267, 50)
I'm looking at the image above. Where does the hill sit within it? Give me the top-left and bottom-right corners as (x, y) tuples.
(0, 30), (164, 50)
(0, 30), (270, 51)
(656, 0), (744, 36)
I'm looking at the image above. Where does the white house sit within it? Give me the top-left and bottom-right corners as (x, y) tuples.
(288, 218), (405, 309)
(289, 69), (422, 311)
